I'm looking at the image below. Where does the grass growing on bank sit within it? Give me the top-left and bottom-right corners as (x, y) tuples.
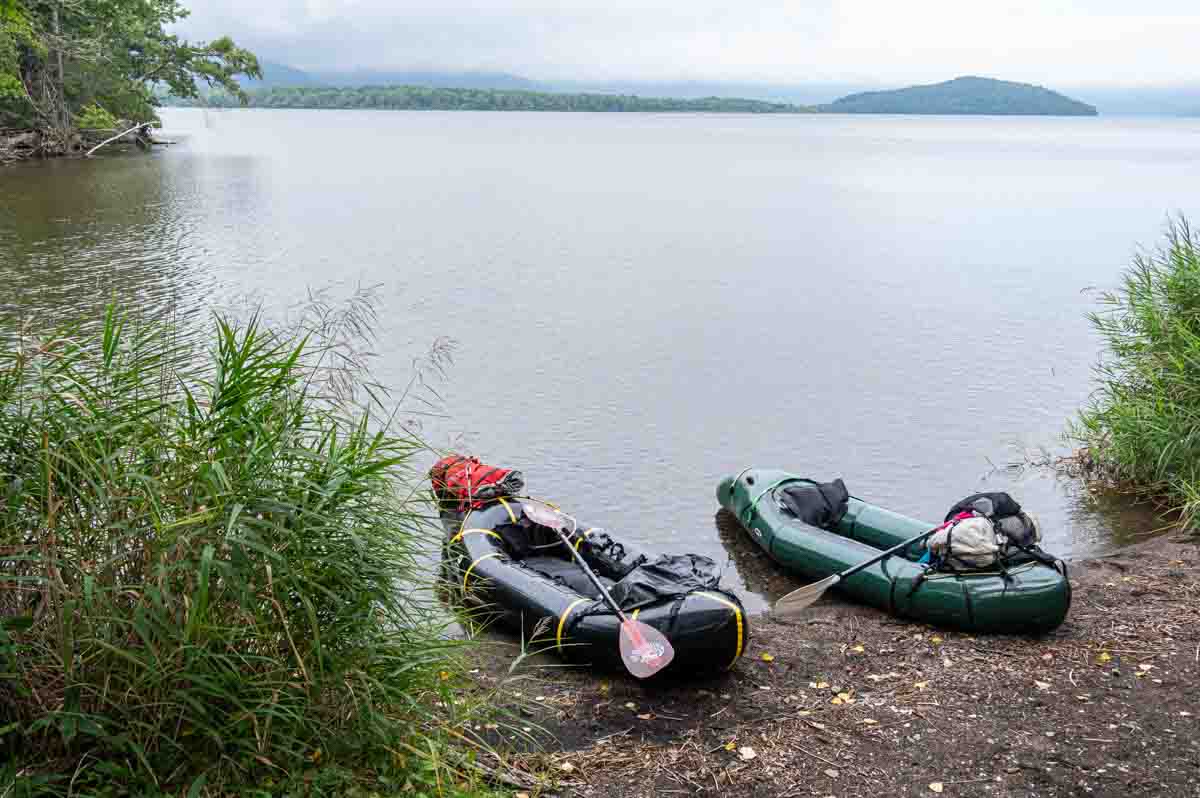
(0, 302), (496, 796)
(1072, 216), (1200, 532)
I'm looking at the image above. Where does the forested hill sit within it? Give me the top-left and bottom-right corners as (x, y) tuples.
(168, 85), (812, 113)
(820, 76), (1098, 116)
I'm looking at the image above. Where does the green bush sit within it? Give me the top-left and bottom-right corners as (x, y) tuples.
(0, 302), (484, 795)
(74, 103), (118, 130)
(1072, 216), (1200, 529)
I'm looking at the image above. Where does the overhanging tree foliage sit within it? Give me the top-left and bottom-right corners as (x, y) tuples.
(1, 0), (258, 130)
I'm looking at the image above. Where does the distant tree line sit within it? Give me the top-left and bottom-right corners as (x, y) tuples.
(168, 85), (813, 113)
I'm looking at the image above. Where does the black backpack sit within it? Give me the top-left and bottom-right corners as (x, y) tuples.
(943, 492), (1039, 548)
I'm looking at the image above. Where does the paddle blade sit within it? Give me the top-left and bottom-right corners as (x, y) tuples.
(772, 575), (841, 618)
(618, 619), (674, 678)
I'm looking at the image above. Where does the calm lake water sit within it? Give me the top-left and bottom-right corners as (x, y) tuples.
(3, 109), (1198, 609)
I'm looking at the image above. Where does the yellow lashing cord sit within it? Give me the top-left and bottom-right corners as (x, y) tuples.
(498, 498), (517, 524)
(556, 598), (590, 654)
(450, 528), (502, 545)
(697, 591), (744, 669)
(462, 553), (503, 591)
(573, 528), (596, 550)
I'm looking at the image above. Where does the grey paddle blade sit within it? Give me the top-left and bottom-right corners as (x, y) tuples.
(772, 574), (841, 618)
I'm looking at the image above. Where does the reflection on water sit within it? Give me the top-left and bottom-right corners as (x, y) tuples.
(3, 108), (1198, 612)
(712, 509), (802, 614)
(0, 154), (220, 346)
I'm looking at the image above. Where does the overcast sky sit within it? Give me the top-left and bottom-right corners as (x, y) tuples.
(177, 0), (1198, 86)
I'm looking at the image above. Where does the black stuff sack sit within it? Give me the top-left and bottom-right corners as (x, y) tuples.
(943, 491), (1040, 548)
(776, 479), (850, 530)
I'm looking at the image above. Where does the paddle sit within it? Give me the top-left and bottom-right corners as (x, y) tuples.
(522, 501), (674, 678)
(772, 527), (940, 618)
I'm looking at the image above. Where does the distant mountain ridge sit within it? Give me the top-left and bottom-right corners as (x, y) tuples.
(820, 76), (1098, 116)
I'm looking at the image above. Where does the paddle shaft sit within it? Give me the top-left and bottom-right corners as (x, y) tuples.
(549, 524), (631, 624)
(836, 527), (939, 582)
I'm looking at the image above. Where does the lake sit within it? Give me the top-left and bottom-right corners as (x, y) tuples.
(3, 109), (1198, 610)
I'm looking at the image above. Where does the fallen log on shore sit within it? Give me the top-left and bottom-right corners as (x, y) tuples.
(1, 122), (165, 164)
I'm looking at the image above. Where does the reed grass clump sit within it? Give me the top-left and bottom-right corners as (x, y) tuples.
(1072, 216), (1200, 531)
(0, 303), (482, 795)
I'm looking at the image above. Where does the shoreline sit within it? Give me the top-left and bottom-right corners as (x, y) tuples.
(0, 125), (161, 164)
(469, 520), (1200, 796)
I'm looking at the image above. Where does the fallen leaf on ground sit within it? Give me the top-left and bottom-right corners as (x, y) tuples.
(824, 768), (840, 778)
(1034, 680), (1051, 691)
(761, 652), (775, 662)
(915, 681), (929, 690)
(930, 636), (944, 644)
(850, 644), (865, 653)
(816, 681), (830, 689)
(929, 782), (944, 794)
(862, 718), (879, 725)
(1138, 663), (1153, 671)
(725, 741), (737, 751)
(867, 672), (901, 682)
(1096, 652), (1112, 665)
(637, 713), (654, 720)
(738, 746), (757, 761)
(560, 762), (575, 773)
(624, 702), (636, 710)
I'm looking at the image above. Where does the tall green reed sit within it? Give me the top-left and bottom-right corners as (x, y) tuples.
(0, 299), (476, 795)
(1072, 215), (1200, 531)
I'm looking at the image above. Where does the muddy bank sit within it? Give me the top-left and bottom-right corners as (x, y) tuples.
(470, 516), (1200, 797)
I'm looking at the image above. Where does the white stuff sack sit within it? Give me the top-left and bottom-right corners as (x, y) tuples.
(927, 516), (1003, 568)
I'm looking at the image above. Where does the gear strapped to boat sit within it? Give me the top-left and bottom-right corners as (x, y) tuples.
(430, 453), (525, 510)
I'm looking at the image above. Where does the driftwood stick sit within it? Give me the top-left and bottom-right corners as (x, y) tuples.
(85, 123), (151, 158)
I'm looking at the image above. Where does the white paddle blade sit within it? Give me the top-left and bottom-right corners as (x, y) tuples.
(619, 619), (674, 679)
(522, 501), (565, 528)
(772, 575), (841, 618)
